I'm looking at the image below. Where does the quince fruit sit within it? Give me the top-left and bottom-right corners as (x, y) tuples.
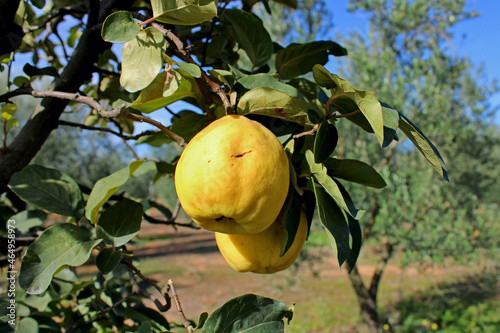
(175, 115), (289, 234)
(215, 209), (308, 273)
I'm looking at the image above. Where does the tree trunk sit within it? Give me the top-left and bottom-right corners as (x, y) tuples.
(348, 267), (380, 332)
(0, 0), (134, 194)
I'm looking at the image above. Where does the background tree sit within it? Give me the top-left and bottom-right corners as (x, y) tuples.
(330, 0), (500, 330)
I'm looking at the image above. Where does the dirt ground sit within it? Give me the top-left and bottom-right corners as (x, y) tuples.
(100, 220), (476, 332)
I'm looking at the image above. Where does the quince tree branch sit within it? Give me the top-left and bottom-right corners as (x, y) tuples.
(0, 88), (186, 147)
(151, 22), (234, 117)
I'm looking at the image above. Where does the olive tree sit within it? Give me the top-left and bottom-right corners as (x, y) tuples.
(0, 0), (446, 331)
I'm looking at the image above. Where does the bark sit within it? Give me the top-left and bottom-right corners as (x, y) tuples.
(348, 267), (380, 332)
(0, 0), (134, 194)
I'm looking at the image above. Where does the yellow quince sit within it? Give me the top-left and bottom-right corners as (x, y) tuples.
(174, 115), (289, 234)
(215, 209), (308, 273)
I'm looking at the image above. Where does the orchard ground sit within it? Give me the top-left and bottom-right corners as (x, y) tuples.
(79, 221), (500, 332)
(2, 216), (498, 332)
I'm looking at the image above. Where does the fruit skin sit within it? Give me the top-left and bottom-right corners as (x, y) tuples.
(175, 114), (289, 234)
(215, 209), (308, 274)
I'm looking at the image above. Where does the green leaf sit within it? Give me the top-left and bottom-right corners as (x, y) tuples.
(135, 132), (172, 147)
(203, 294), (293, 333)
(276, 41), (347, 80)
(323, 158), (387, 189)
(120, 27), (166, 92)
(280, 191), (302, 256)
(13, 76), (30, 88)
(380, 101), (400, 147)
(8, 165), (84, 219)
(176, 61), (202, 78)
(305, 151), (361, 219)
(312, 65), (385, 146)
(222, 9), (273, 69)
(14, 317), (38, 333)
(9, 210), (46, 233)
(85, 160), (148, 223)
(23, 63), (60, 78)
(345, 215), (362, 273)
(96, 248), (122, 275)
(234, 74), (301, 98)
(6, 118), (19, 131)
(130, 71), (204, 113)
(31, 0), (45, 9)
(313, 184), (351, 268)
(102, 11), (141, 43)
(197, 312), (209, 329)
(314, 120), (338, 164)
(151, 0), (218, 26)
(138, 321), (151, 333)
(19, 223), (102, 294)
(1, 103), (17, 120)
(237, 87), (320, 126)
(170, 113), (211, 142)
(398, 113), (448, 181)
(98, 198), (144, 247)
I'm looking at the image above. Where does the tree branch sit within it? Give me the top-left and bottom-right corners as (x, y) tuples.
(58, 119), (161, 140)
(0, 88), (186, 147)
(152, 22), (233, 117)
(368, 242), (394, 301)
(144, 212), (200, 230)
(168, 279), (195, 333)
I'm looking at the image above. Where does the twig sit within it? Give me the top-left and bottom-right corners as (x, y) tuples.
(144, 212), (200, 230)
(122, 139), (141, 160)
(58, 120), (161, 140)
(292, 123), (319, 139)
(152, 22), (233, 116)
(0, 88), (186, 147)
(330, 109), (361, 119)
(168, 279), (195, 333)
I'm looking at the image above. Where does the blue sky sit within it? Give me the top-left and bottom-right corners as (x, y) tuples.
(329, 0), (500, 114)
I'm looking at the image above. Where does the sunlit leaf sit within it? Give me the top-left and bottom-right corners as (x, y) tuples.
(313, 65), (384, 146)
(151, 0), (218, 26)
(102, 11), (140, 43)
(398, 113), (449, 181)
(130, 70), (205, 113)
(234, 73), (301, 98)
(237, 87), (321, 126)
(120, 27), (166, 92)
(85, 160), (148, 223)
(19, 223), (101, 294)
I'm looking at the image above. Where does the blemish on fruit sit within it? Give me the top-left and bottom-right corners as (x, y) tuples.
(231, 150), (252, 158)
(274, 108), (284, 115)
(215, 216), (225, 222)
(208, 160), (211, 163)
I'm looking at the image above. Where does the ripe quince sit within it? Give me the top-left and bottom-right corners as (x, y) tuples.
(175, 115), (289, 234)
(215, 209), (308, 273)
